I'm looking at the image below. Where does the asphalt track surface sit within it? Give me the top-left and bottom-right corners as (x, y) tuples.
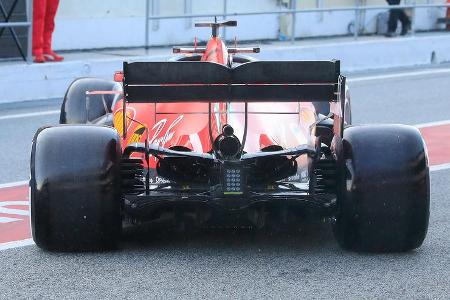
(0, 65), (450, 299)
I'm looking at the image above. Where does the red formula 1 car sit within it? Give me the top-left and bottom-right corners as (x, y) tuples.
(30, 20), (429, 252)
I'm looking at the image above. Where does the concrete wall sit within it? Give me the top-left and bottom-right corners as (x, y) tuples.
(51, 0), (448, 50)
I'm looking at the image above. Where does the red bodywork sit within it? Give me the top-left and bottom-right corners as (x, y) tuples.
(112, 36), (317, 182)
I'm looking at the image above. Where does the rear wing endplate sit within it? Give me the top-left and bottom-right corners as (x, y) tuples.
(123, 60), (341, 103)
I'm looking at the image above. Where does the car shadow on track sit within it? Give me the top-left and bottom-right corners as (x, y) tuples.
(120, 219), (341, 254)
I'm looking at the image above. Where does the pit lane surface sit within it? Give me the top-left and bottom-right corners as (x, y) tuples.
(0, 66), (449, 299)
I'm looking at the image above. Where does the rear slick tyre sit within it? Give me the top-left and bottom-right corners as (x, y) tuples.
(30, 125), (122, 251)
(333, 125), (430, 252)
(60, 78), (121, 125)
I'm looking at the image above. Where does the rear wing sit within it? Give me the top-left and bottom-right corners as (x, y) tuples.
(123, 60), (341, 103)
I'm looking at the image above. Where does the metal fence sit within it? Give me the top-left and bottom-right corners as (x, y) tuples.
(2, 1), (449, 62)
(144, 0), (450, 48)
(0, 0), (32, 63)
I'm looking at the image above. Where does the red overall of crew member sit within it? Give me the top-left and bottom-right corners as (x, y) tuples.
(32, 0), (64, 63)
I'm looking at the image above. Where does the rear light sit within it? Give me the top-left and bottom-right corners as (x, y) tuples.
(222, 165), (245, 195)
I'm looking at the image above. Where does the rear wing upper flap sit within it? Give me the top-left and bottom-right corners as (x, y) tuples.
(123, 60), (342, 103)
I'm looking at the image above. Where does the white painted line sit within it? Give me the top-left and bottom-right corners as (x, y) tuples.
(0, 201), (30, 216)
(0, 110), (59, 121)
(0, 217), (21, 223)
(415, 120), (450, 129)
(348, 68), (450, 83)
(430, 163), (450, 172)
(0, 180), (28, 189)
(0, 239), (34, 251)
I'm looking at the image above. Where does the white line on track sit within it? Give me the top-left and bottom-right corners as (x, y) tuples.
(415, 120), (450, 129)
(0, 217), (21, 224)
(0, 180), (28, 189)
(0, 201), (30, 216)
(430, 163), (450, 172)
(0, 239), (34, 251)
(0, 110), (59, 121)
(348, 68), (450, 83)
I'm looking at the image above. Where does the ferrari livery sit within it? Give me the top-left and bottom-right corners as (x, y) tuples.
(30, 20), (429, 252)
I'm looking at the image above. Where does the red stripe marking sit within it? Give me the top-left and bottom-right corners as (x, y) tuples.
(0, 124), (449, 246)
(419, 124), (450, 166)
(0, 219), (30, 244)
(0, 186), (30, 244)
(0, 185), (28, 201)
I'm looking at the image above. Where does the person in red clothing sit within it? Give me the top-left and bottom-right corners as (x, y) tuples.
(32, 0), (64, 63)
